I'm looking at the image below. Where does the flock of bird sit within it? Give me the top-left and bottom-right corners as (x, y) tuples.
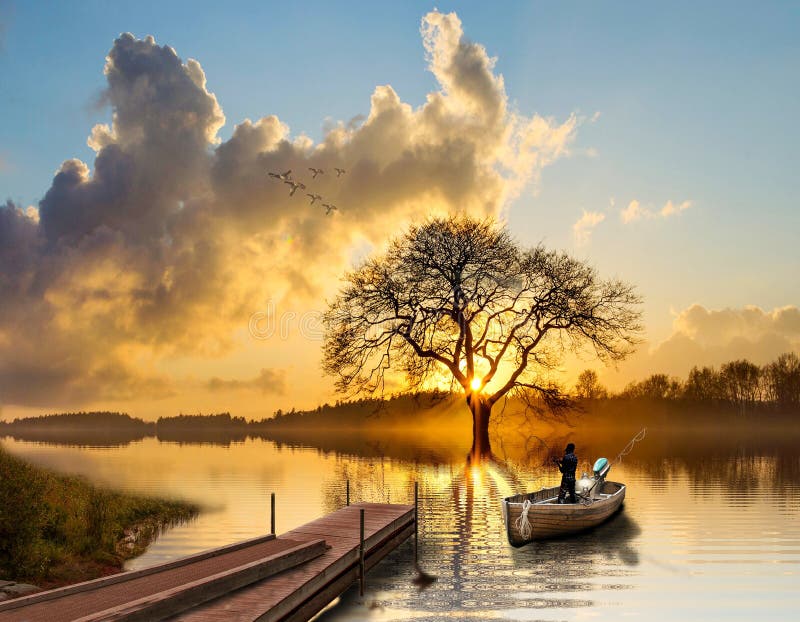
(267, 167), (346, 215)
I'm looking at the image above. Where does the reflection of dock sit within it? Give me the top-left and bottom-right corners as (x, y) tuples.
(0, 503), (415, 622)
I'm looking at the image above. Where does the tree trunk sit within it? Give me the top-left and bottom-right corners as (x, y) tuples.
(467, 394), (493, 463)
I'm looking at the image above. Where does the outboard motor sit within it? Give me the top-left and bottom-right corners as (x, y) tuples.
(575, 457), (612, 500)
(576, 472), (594, 497)
(591, 457), (611, 499)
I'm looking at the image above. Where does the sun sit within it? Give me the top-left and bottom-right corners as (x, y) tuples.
(471, 377), (483, 392)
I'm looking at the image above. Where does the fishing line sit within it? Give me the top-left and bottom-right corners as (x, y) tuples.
(614, 427), (647, 465)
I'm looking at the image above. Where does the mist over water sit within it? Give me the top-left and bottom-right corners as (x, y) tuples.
(2, 419), (798, 621)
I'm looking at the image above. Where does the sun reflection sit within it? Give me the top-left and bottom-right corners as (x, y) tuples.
(484, 462), (517, 499)
(469, 465), (486, 488)
(465, 460), (522, 499)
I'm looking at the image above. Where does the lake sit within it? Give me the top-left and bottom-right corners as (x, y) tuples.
(2, 423), (798, 621)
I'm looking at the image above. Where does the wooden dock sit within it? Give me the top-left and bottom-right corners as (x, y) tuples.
(0, 502), (415, 622)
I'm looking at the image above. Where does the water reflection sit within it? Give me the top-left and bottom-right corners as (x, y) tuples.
(0, 429), (149, 448)
(314, 458), (644, 621)
(1, 423), (798, 621)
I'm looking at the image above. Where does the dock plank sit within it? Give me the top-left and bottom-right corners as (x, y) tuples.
(172, 503), (414, 622)
(0, 539), (324, 622)
(0, 534), (278, 613)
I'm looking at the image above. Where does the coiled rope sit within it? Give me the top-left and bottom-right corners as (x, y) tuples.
(514, 499), (533, 539)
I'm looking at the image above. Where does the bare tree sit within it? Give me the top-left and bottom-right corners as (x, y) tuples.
(622, 373), (683, 400)
(720, 359), (762, 414)
(322, 215), (642, 461)
(575, 369), (608, 400)
(763, 353), (800, 408)
(684, 365), (725, 403)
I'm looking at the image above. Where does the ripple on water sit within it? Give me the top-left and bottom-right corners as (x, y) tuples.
(1, 435), (798, 621)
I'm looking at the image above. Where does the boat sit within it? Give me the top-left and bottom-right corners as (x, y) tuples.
(501, 457), (626, 546)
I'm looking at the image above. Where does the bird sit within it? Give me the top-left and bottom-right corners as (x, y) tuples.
(308, 167), (324, 178)
(306, 193), (322, 205)
(322, 203), (338, 215)
(284, 180), (306, 196)
(334, 167), (346, 177)
(268, 169), (292, 182)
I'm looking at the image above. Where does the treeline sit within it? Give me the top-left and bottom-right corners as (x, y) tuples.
(253, 389), (454, 429)
(0, 393), (453, 437)
(156, 412), (248, 429)
(154, 413), (250, 444)
(0, 412), (256, 446)
(0, 396), (455, 448)
(576, 352), (800, 414)
(0, 411), (154, 430)
(0, 412), (247, 432)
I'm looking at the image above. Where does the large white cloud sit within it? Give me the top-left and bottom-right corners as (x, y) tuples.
(600, 304), (800, 386)
(673, 304), (800, 341)
(0, 12), (579, 408)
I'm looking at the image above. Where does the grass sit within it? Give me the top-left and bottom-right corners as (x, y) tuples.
(0, 446), (199, 587)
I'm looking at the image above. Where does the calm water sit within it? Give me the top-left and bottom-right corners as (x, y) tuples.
(2, 426), (799, 621)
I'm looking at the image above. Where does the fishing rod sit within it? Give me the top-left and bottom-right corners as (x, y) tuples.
(613, 427), (647, 465)
(527, 427), (648, 472)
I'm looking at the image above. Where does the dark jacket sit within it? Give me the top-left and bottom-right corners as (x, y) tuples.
(558, 451), (578, 480)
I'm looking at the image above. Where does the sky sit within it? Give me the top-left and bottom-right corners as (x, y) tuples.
(1, 1), (798, 420)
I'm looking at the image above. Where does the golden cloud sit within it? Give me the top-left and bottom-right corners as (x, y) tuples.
(0, 12), (578, 408)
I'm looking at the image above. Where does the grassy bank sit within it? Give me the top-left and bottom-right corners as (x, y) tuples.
(0, 447), (198, 587)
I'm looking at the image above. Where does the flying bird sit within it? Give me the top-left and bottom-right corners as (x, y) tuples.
(306, 193), (323, 205)
(268, 169), (292, 182)
(334, 167), (346, 177)
(323, 203), (338, 215)
(285, 180), (306, 196)
(308, 167), (324, 178)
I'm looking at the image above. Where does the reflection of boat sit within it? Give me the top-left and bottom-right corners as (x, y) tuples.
(501, 458), (626, 546)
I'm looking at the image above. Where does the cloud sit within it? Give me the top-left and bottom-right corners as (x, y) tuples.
(620, 199), (644, 224)
(206, 368), (287, 395)
(0, 12), (579, 408)
(660, 199), (692, 217)
(671, 304), (800, 348)
(650, 304), (800, 373)
(620, 198), (692, 223)
(603, 305), (800, 386)
(572, 209), (605, 246)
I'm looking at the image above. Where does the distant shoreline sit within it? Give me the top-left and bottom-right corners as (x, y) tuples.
(1, 393), (797, 437)
(0, 394), (800, 463)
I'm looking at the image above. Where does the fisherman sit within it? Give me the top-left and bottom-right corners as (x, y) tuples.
(554, 442), (578, 503)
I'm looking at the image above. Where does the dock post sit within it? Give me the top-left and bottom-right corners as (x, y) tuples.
(346, 479), (350, 506)
(270, 492), (276, 535)
(359, 508), (366, 596)
(414, 481), (419, 564)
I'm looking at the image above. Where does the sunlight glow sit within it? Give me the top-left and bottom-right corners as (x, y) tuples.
(471, 377), (483, 391)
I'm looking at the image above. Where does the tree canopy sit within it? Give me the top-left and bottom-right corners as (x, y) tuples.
(322, 215), (642, 458)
